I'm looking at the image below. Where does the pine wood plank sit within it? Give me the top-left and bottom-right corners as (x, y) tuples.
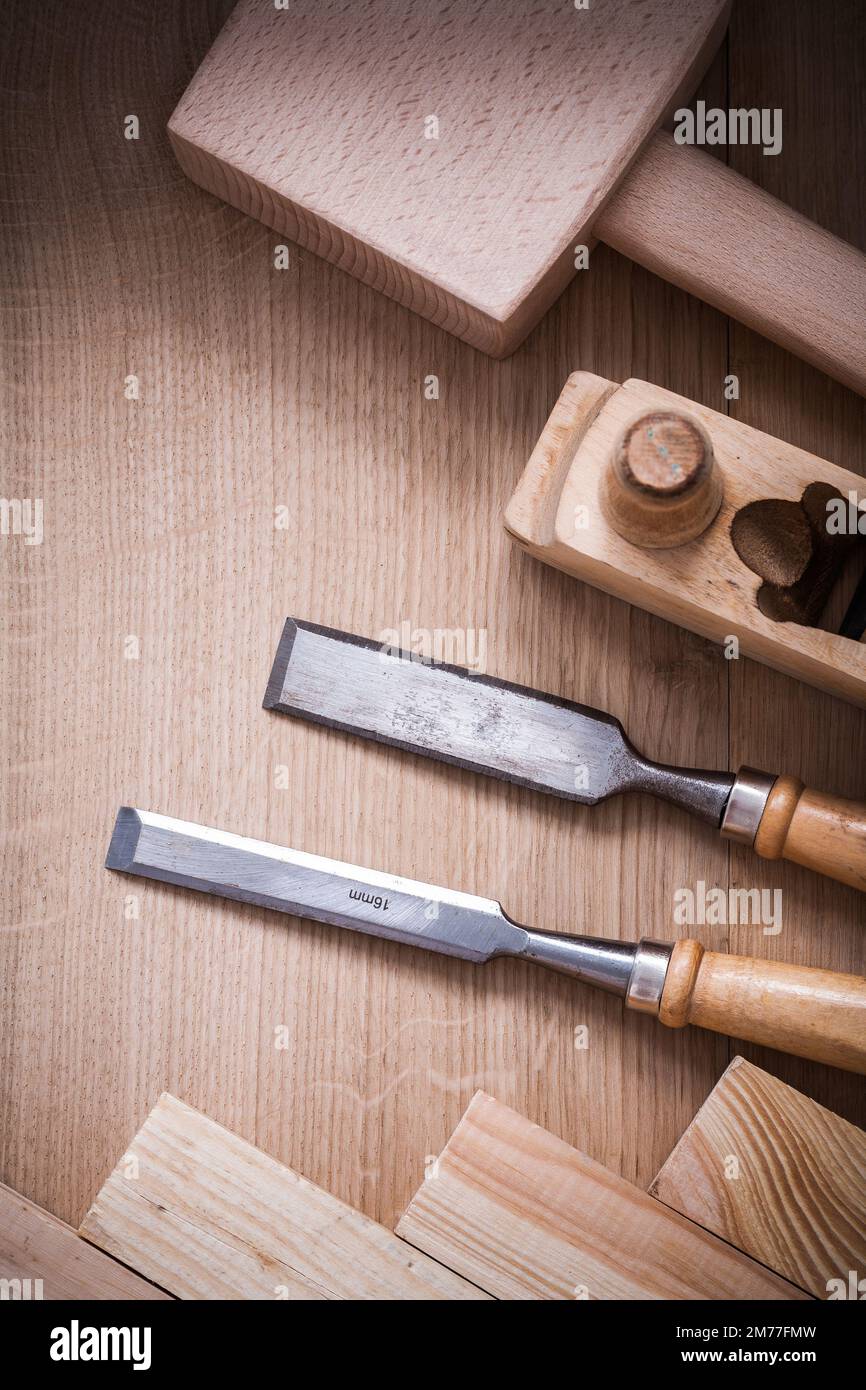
(79, 1094), (489, 1300)
(0, 1181), (170, 1301)
(650, 1057), (866, 1299)
(396, 1092), (808, 1300)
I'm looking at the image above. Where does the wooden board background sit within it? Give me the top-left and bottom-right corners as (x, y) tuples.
(1, 0), (864, 1234)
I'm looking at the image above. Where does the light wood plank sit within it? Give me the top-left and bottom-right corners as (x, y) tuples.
(80, 1094), (488, 1300)
(396, 1092), (808, 1300)
(650, 1057), (866, 1299)
(0, 1181), (170, 1301)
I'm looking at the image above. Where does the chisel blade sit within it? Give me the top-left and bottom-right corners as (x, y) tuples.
(106, 807), (525, 962)
(263, 619), (734, 825)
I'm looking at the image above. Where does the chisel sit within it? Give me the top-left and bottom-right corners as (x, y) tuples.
(107, 808), (866, 1072)
(263, 619), (866, 893)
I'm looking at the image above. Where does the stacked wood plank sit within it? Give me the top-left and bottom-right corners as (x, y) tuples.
(79, 1094), (487, 1300)
(395, 1091), (806, 1299)
(650, 1056), (866, 1299)
(0, 1181), (170, 1300)
(1, 1074), (859, 1300)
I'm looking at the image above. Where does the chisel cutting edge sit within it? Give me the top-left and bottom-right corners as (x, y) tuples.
(263, 619), (866, 893)
(107, 808), (866, 1073)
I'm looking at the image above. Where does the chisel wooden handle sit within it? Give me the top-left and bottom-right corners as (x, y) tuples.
(754, 778), (866, 890)
(722, 768), (866, 892)
(595, 132), (866, 397)
(658, 940), (866, 1074)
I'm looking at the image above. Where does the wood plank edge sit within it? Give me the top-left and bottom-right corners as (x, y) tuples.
(647, 1055), (746, 1201)
(82, 1093), (493, 1300)
(75, 1229), (177, 1300)
(0, 1180), (174, 1301)
(647, 1058), (824, 1301)
(396, 1089), (814, 1300)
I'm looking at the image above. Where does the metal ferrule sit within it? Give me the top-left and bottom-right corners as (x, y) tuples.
(624, 939), (674, 1015)
(518, 932), (675, 1014)
(720, 766), (777, 845)
(518, 931), (638, 995)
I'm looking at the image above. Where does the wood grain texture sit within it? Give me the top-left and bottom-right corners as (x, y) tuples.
(1, 0), (863, 1244)
(80, 1094), (488, 1299)
(505, 371), (866, 708)
(167, 0), (730, 355)
(396, 1092), (808, 1299)
(0, 1181), (171, 1300)
(658, 942), (866, 1074)
(650, 1057), (866, 1298)
(596, 132), (866, 396)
